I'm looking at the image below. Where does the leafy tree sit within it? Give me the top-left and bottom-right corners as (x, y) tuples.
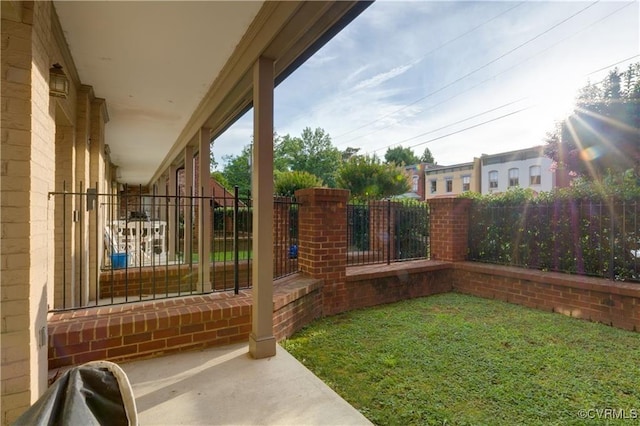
(341, 146), (361, 161)
(385, 146), (420, 166)
(274, 170), (323, 197)
(544, 64), (640, 181)
(276, 127), (341, 187)
(420, 147), (436, 164)
(220, 145), (252, 195)
(336, 155), (410, 200)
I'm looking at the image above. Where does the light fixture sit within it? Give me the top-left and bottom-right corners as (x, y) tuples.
(49, 63), (68, 98)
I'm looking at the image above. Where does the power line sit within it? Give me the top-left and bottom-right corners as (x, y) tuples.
(333, 1), (602, 145)
(586, 54), (640, 76)
(382, 98), (528, 146)
(378, 107), (534, 155)
(337, 0), (634, 149)
(329, 1), (527, 140)
(364, 52), (639, 158)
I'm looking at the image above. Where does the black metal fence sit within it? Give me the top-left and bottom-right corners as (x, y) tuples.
(347, 199), (430, 266)
(49, 184), (299, 311)
(468, 198), (640, 282)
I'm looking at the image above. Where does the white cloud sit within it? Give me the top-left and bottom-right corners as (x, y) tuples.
(215, 0), (639, 169)
(351, 61), (418, 91)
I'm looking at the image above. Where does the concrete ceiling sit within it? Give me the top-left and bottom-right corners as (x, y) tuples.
(54, 1), (264, 184)
(54, 1), (370, 185)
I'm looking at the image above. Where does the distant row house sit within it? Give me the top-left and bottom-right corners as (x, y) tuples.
(406, 146), (558, 200)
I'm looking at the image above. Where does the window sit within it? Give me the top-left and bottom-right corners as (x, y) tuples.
(530, 165), (541, 185)
(412, 175), (419, 192)
(462, 175), (470, 192)
(489, 171), (498, 189)
(430, 180), (437, 194)
(508, 168), (519, 187)
(445, 178), (453, 193)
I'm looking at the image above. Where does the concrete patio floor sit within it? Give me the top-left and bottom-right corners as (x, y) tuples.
(120, 342), (372, 425)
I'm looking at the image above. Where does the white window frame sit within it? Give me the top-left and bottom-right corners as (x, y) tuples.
(462, 175), (470, 192)
(508, 168), (519, 187)
(530, 165), (541, 185)
(489, 170), (498, 189)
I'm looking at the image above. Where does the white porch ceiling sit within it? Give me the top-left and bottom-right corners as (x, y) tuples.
(54, 1), (370, 185)
(54, 1), (264, 184)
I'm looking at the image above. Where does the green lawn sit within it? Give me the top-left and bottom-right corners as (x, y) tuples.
(188, 251), (252, 263)
(283, 293), (640, 426)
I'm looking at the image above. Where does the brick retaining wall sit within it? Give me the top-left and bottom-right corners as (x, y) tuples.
(451, 262), (640, 331)
(49, 274), (322, 370)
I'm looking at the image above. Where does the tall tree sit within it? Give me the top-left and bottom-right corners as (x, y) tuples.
(220, 145), (252, 195)
(336, 155), (410, 200)
(385, 146), (420, 166)
(544, 64), (640, 180)
(276, 127), (341, 187)
(420, 147), (436, 164)
(341, 146), (361, 161)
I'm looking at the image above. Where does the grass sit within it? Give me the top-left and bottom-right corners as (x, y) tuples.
(282, 293), (640, 426)
(188, 251), (252, 263)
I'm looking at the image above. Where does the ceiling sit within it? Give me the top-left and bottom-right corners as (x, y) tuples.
(53, 1), (370, 185)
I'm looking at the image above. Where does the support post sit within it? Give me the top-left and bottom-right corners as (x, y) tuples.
(184, 145), (194, 263)
(168, 165), (178, 261)
(198, 128), (212, 290)
(249, 56), (276, 359)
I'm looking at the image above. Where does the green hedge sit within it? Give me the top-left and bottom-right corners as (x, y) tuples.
(464, 181), (640, 282)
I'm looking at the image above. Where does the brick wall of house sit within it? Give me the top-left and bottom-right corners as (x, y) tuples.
(1, 2), (54, 422)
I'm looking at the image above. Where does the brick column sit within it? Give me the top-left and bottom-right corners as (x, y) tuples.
(428, 197), (472, 262)
(296, 188), (349, 316)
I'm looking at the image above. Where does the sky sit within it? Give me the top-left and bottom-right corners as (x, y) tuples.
(212, 0), (640, 170)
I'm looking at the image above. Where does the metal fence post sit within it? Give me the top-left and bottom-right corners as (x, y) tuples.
(234, 186), (239, 294)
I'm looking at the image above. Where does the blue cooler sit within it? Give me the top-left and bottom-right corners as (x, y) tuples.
(111, 253), (128, 269)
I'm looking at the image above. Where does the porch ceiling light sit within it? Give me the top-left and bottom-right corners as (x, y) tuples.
(49, 63), (69, 98)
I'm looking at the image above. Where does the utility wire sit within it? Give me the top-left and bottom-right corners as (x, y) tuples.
(586, 54), (640, 76)
(279, 1), (527, 133)
(337, 1), (640, 146)
(333, 0), (602, 144)
(338, 0), (634, 150)
(382, 98), (528, 146)
(364, 51), (638, 157)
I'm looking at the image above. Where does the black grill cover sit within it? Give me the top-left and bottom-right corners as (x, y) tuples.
(13, 361), (137, 426)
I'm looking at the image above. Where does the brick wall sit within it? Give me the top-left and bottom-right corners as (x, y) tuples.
(345, 261), (453, 310)
(451, 262), (640, 331)
(48, 291), (253, 369)
(98, 261), (252, 299)
(49, 274), (323, 370)
(1, 2), (53, 422)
